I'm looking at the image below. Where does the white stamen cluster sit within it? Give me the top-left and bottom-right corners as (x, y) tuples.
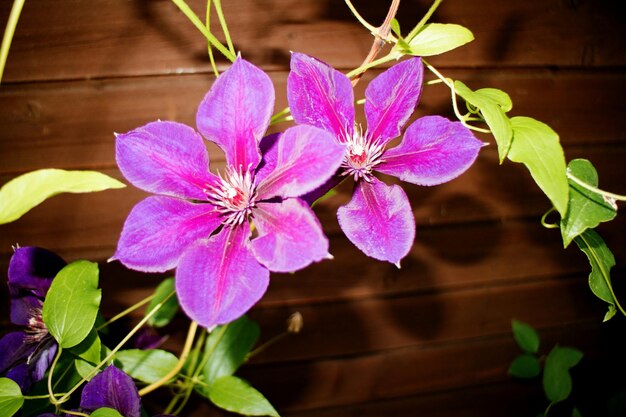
(205, 166), (258, 227)
(341, 127), (385, 182)
(24, 304), (49, 345)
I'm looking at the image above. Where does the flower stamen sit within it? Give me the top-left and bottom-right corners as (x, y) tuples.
(205, 166), (258, 226)
(340, 125), (385, 182)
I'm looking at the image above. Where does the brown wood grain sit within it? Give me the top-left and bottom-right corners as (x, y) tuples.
(1, 0), (625, 83)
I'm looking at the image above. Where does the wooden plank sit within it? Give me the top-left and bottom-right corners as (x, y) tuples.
(1, 0), (625, 82)
(1, 70), (625, 174)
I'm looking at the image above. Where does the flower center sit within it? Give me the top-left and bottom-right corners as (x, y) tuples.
(24, 303), (49, 345)
(341, 127), (385, 182)
(205, 166), (258, 226)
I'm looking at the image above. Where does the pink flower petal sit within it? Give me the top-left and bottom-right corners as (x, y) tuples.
(288, 53), (355, 141)
(251, 199), (330, 272)
(196, 58), (274, 172)
(112, 196), (222, 272)
(377, 115), (482, 185)
(365, 58), (424, 145)
(337, 179), (415, 265)
(176, 225), (269, 328)
(256, 125), (345, 199)
(116, 121), (218, 200)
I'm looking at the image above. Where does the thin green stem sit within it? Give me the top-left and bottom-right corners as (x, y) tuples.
(61, 409), (89, 417)
(171, 0), (235, 62)
(213, 0), (235, 55)
(567, 172), (626, 204)
(346, 52), (396, 78)
(205, 0), (219, 77)
(58, 291), (176, 404)
(578, 232), (626, 316)
(540, 208), (559, 229)
(96, 293), (156, 331)
(343, 0), (377, 33)
(23, 393), (67, 400)
(0, 0), (26, 85)
(139, 320), (199, 396)
(47, 347), (63, 405)
(406, 0), (443, 42)
(248, 332), (287, 359)
(270, 106), (291, 124)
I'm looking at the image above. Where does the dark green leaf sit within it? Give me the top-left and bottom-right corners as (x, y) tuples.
(572, 408), (583, 417)
(574, 229), (617, 321)
(42, 260), (102, 348)
(202, 316), (260, 387)
(70, 328), (101, 364)
(0, 378), (24, 417)
(508, 354), (541, 378)
(75, 345), (112, 381)
(91, 408), (123, 417)
(561, 159), (617, 247)
(0, 169), (125, 225)
(543, 345), (583, 403)
(209, 376), (279, 417)
(145, 277), (179, 328)
(508, 117), (568, 216)
(407, 23), (474, 56)
(511, 319), (540, 353)
(115, 349), (178, 384)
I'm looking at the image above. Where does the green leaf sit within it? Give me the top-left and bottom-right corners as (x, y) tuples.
(508, 354), (541, 379)
(42, 260), (102, 348)
(560, 159), (617, 247)
(453, 81), (513, 161)
(543, 345), (583, 403)
(390, 18), (401, 37)
(115, 349), (178, 384)
(202, 315), (260, 387)
(574, 229), (618, 321)
(70, 328), (101, 364)
(508, 117), (568, 216)
(91, 408), (124, 417)
(0, 169), (125, 225)
(0, 378), (24, 417)
(208, 376), (279, 417)
(511, 319), (540, 353)
(75, 345), (112, 381)
(572, 408), (583, 417)
(145, 277), (179, 328)
(407, 23), (474, 56)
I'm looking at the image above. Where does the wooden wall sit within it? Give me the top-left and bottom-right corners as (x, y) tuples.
(2, 0), (626, 415)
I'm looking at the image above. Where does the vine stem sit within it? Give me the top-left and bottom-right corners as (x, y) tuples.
(567, 172), (626, 205)
(170, 0), (236, 62)
(0, 0), (25, 85)
(405, 0), (443, 42)
(47, 346), (63, 405)
(205, 0), (220, 77)
(349, 0), (400, 86)
(139, 320), (199, 396)
(56, 291), (176, 404)
(212, 0), (235, 55)
(343, 0), (377, 33)
(95, 293), (156, 331)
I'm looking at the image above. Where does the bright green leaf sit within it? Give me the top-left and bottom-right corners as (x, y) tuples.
(42, 260), (102, 348)
(209, 376), (279, 417)
(543, 345), (583, 403)
(145, 277), (179, 328)
(91, 408), (123, 417)
(390, 18), (401, 37)
(561, 159), (617, 247)
(202, 316), (260, 387)
(115, 349), (178, 384)
(0, 378), (24, 417)
(574, 229), (617, 321)
(75, 345), (112, 381)
(407, 23), (474, 56)
(508, 354), (541, 379)
(70, 328), (101, 364)
(475, 88), (513, 112)
(508, 117), (568, 216)
(511, 319), (540, 353)
(0, 169), (125, 225)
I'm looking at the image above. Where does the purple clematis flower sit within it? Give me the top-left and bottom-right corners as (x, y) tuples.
(288, 53), (483, 266)
(79, 365), (173, 417)
(112, 58), (345, 329)
(0, 246), (65, 391)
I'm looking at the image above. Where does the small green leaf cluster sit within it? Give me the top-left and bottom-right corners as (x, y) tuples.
(509, 320), (583, 416)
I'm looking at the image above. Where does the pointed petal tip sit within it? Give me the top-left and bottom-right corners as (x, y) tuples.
(481, 141), (490, 147)
(325, 253), (334, 260)
(394, 261), (402, 269)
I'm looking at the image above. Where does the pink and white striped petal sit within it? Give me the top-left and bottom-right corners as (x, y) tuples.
(337, 179), (415, 266)
(176, 225), (269, 328)
(251, 199), (330, 272)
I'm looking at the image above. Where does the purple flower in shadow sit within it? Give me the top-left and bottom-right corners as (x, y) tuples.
(79, 365), (173, 417)
(112, 57), (345, 329)
(288, 53), (483, 266)
(0, 246), (65, 391)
